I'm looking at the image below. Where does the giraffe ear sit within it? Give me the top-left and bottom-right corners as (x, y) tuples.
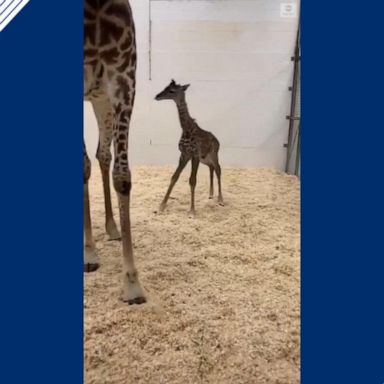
(182, 84), (190, 91)
(171, 79), (176, 85)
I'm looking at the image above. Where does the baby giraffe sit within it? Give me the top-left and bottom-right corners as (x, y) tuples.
(155, 80), (224, 216)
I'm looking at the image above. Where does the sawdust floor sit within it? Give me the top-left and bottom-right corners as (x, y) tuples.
(84, 165), (300, 384)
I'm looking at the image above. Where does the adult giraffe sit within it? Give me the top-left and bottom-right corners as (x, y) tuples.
(84, 0), (146, 305)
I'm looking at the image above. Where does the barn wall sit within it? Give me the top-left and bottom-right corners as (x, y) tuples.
(84, 0), (300, 169)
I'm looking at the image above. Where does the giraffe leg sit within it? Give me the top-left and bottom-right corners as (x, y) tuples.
(84, 143), (99, 272)
(92, 99), (121, 241)
(213, 155), (224, 206)
(159, 154), (190, 212)
(108, 77), (146, 305)
(189, 157), (200, 217)
(209, 165), (214, 199)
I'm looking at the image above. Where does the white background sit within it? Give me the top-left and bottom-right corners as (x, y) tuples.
(84, 0), (299, 169)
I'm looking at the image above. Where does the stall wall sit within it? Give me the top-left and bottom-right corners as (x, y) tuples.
(84, 0), (300, 168)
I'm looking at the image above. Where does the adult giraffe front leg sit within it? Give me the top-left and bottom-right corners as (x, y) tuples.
(92, 99), (121, 241)
(109, 75), (146, 305)
(84, 142), (99, 272)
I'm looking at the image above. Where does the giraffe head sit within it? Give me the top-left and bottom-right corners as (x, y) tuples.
(155, 80), (190, 102)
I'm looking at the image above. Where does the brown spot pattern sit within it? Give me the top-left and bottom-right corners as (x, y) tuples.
(99, 17), (124, 46)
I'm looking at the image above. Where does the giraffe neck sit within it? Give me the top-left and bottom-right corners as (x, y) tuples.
(175, 95), (193, 131)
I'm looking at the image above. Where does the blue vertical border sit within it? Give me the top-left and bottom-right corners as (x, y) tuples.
(0, 1), (83, 383)
(302, 1), (384, 383)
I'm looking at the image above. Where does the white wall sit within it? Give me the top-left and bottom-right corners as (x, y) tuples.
(84, 0), (300, 169)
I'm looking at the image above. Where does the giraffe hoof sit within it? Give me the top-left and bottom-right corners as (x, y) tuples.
(84, 247), (99, 272)
(106, 221), (121, 241)
(188, 210), (196, 218)
(126, 296), (147, 305)
(84, 263), (100, 273)
(107, 232), (121, 241)
(209, 196), (214, 200)
(122, 276), (147, 304)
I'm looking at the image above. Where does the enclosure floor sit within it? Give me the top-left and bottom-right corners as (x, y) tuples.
(84, 165), (300, 384)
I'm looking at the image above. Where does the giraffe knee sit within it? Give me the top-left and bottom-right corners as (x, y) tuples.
(115, 180), (132, 196)
(97, 154), (112, 173)
(189, 176), (197, 187)
(113, 173), (132, 196)
(96, 147), (112, 171)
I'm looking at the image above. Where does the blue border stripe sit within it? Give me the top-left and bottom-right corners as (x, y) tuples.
(0, 0), (83, 382)
(302, 1), (384, 383)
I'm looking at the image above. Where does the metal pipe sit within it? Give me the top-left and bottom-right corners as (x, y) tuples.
(285, 22), (301, 173)
(295, 123), (301, 176)
(148, 0), (152, 80)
